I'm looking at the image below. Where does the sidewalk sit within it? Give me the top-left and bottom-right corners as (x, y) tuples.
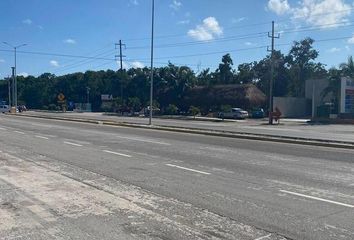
(9, 111), (354, 148)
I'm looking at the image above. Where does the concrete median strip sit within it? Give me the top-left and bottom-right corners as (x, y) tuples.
(11, 113), (354, 150)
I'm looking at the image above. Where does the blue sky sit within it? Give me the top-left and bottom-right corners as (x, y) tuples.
(1, 0), (354, 78)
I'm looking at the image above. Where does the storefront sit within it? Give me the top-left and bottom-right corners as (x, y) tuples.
(340, 77), (354, 114)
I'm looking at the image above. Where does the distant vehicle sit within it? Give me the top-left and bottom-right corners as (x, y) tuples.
(143, 106), (160, 117)
(0, 105), (10, 113)
(18, 105), (27, 112)
(218, 108), (249, 119)
(250, 108), (265, 118)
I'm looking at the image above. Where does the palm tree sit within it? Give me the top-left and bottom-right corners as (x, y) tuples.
(339, 56), (354, 78)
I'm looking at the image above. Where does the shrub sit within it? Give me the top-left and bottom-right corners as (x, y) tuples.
(165, 104), (178, 115)
(189, 106), (200, 118)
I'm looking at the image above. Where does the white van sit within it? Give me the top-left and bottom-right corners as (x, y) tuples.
(0, 105), (10, 113)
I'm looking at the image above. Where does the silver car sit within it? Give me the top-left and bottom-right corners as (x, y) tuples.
(0, 105), (10, 113)
(218, 108), (249, 119)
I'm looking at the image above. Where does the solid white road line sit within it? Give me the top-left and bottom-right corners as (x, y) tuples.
(254, 234), (272, 240)
(35, 135), (49, 140)
(280, 190), (354, 208)
(116, 135), (170, 146)
(166, 164), (211, 175)
(14, 131), (25, 134)
(63, 141), (83, 147)
(103, 150), (132, 158)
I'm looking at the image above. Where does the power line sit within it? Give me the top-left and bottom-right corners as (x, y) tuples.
(123, 22), (271, 42)
(279, 21), (354, 35)
(122, 8), (354, 42)
(0, 49), (114, 61)
(42, 49), (115, 74)
(52, 51), (115, 74)
(124, 20), (354, 51)
(127, 32), (268, 50)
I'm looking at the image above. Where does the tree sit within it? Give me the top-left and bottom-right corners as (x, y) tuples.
(237, 63), (255, 84)
(322, 68), (341, 113)
(127, 97), (141, 112)
(217, 54), (235, 84)
(189, 106), (200, 118)
(286, 37), (320, 97)
(165, 104), (178, 115)
(340, 56), (354, 78)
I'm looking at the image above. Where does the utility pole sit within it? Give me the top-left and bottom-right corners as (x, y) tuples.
(7, 75), (11, 107)
(3, 42), (27, 111)
(11, 67), (15, 108)
(149, 0), (155, 126)
(312, 81), (315, 119)
(267, 21), (279, 125)
(115, 40), (126, 100)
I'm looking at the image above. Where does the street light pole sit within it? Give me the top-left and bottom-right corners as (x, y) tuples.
(2, 42), (27, 111)
(7, 75), (11, 107)
(149, 0), (155, 125)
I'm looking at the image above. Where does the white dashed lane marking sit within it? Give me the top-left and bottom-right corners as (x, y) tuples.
(254, 234), (272, 240)
(165, 164), (211, 175)
(280, 190), (354, 208)
(63, 141), (83, 147)
(35, 135), (49, 140)
(102, 150), (132, 158)
(14, 131), (25, 134)
(115, 135), (170, 146)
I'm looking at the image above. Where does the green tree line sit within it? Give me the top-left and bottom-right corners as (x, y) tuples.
(0, 37), (351, 113)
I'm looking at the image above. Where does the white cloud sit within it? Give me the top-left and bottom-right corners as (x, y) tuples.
(244, 42), (253, 46)
(188, 17), (223, 41)
(64, 38), (76, 44)
(117, 61), (130, 69)
(328, 47), (341, 52)
(348, 34), (354, 44)
(50, 60), (60, 67)
(0, 59), (5, 63)
(292, 0), (352, 28)
(22, 19), (33, 25)
(130, 0), (139, 5)
(131, 61), (145, 68)
(232, 17), (246, 24)
(170, 0), (182, 11)
(177, 19), (190, 25)
(268, 0), (352, 29)
(268, 0), (290, 15)
(18, 72), (28, 77)
(345, 45), (351, 51)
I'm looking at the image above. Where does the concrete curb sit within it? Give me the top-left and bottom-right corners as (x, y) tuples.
(11, 113), (354, 150)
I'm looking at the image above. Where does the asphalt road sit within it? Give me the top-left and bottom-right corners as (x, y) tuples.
(24, 111), (354, 143)
(1, 114), (354, 239)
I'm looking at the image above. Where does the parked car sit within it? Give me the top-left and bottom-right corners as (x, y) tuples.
(250, 108), (265, 118)
(18, 105), (27, 112)
(0, 105), (10, 113)
(218, 108), (249, 119)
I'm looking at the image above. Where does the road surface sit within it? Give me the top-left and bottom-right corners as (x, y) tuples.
(24, 111), (354, 143)
(0, 114), (354, 239)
